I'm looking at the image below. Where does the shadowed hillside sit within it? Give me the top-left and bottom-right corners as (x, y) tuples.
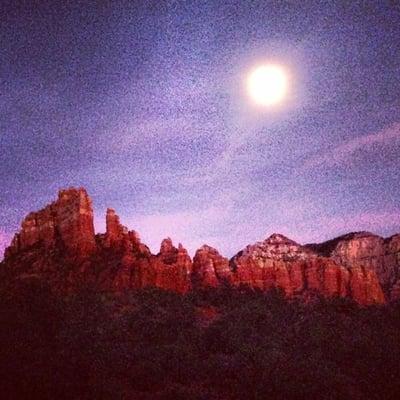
(1, 283), (400, 400)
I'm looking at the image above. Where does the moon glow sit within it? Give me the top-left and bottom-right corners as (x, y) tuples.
(247, 64), (288, 106)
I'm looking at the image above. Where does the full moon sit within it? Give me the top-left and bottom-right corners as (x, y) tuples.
(247, 64), (288, 106)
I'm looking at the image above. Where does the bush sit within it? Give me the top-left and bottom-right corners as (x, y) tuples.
(0, 285), (399, 399)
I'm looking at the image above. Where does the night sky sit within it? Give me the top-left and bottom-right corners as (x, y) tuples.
(1, 1), (400, 257)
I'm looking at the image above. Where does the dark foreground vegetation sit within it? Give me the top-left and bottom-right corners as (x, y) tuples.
(1, 281), (400, 400)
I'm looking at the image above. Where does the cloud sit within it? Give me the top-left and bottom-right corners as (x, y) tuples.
(303, 122), (400, 169)
(106, 116), (205, 149)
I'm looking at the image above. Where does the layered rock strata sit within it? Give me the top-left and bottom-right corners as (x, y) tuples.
(307, 232), (400, 300)
(2, 188), (394, 305)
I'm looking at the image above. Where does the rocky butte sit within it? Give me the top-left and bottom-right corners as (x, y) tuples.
(2, 187), (399, 305)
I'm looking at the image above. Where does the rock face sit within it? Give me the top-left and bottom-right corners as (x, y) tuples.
(105, 208), (128, 248)
(192, 245), (231, 288)
(1, 188), (395, 305)
(114, 238), (192, 294)
(229, 234), (385, 305)
(307, 232), (400, 300)
(5, 188), (96, 259)
(386, 235), (400, 300)
(102, 216), (192, 293)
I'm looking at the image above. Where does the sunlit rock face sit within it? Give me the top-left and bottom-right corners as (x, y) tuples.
(229, 234), (385, 304)
(2, 188), (97, 293)
(192, 245), (231, 288)
(229, 234), (309, 294)
(103, 216), (192, 293)
(148, 239), (192, 293)
(0, 188), (392, 304)
(307, 232), (400, 300)
(104, 208), (129, 248)
(5, 188), (96, 260)
(386, 235), (400, 300)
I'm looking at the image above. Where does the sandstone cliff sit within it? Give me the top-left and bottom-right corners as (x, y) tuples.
(228, 234), (384, 304)
(307, 232), (400, 300)
(1, 188), (394, 305)
(5, 188), (96, 259)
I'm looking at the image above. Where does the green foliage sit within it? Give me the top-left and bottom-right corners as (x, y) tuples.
(0, 284), (400, 399)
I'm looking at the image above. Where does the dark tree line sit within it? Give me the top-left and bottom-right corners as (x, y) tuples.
(1, 280), (400, 400)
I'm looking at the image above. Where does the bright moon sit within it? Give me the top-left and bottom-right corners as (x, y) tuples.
(247, 64), (288, 106)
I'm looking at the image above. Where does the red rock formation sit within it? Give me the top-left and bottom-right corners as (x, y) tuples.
(192, 245), (231, 288)
(104, 208), (128, 248)
(229, 234), (314, 294)
(153, 239), (192, 293)
(56, 188), (96, 257)
(5, 187), (96, 259)
(384, 234), (400, 299)
(229, 234), (385, 305)
(307, 232), (400, 300)
(111, 233), (192, 293)
(0, 188), (391, 304)
(158, 238), (178, 264)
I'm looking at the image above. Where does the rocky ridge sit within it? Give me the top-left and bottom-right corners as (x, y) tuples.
(306, 232), (400, 300)
(2, 187), (398, 305)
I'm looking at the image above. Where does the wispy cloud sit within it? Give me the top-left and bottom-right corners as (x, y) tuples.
(105, 116), (208, 149)
(303, 122), (400, 169)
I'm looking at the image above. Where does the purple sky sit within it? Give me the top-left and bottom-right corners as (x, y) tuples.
(1, 1), (400, 258)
